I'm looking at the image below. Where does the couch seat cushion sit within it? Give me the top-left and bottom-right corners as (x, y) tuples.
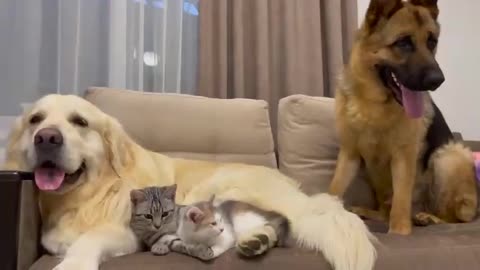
(30, 226), (480, 270)
(30, 248), (330, 270)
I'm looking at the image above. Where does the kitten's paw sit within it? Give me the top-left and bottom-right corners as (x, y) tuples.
(53, 258), (98, 270)
(191, 245), (214, 261)
(151, 243), (170, 256)
(236, 233), (271, 257)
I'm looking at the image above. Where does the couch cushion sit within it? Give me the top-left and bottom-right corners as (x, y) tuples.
(84, 87), (276, 168)
(374, 229), (480, 270)
(277, 94), (375, 208)
(30, 227), (480, 270)
(30, 248), (330, 270)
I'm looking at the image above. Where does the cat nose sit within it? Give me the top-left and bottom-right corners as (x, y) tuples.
(219, 228), (224, 233)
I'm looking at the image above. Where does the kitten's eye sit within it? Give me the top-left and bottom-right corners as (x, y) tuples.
(161, 212), (169, 218)
(211, 222), (217, 226)
(144, 214), (153, 219)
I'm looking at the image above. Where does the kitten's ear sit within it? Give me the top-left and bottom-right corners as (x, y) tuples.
(164, 184), (177, 201)
(187, 207), (204, 224)
(130, 190), (146, 204)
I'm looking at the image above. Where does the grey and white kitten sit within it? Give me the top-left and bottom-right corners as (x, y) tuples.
(129, 184), (290, 260)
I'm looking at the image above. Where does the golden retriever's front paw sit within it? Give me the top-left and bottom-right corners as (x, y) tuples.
(53, 258), (98, 270)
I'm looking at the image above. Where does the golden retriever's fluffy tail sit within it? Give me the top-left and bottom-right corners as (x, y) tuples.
(288, 194), (377, 270)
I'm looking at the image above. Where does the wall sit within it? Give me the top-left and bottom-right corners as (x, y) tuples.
(357, 0), (480, 140)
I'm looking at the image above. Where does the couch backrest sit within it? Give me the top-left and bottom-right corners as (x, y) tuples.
(84, 87), (277, 168)
(277, 95), (376, 208)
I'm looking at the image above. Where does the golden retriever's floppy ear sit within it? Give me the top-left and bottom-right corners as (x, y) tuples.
(409, 0), (439, 20)
(102, 116), (136, 175)
(2, 116), (26, 170)
(364, 0), (403, 33)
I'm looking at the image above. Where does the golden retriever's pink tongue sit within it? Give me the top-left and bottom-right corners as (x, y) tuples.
(401, 85), (424, 118)
(34, 168), (65, 191)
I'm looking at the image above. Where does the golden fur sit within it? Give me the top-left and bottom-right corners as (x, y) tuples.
(329, 0), (477, 235)
(3, 94), (376, 270)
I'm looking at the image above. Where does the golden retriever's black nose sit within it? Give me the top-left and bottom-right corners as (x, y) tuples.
(34, 128), (63, 148)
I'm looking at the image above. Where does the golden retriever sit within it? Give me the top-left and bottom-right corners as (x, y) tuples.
(3, 94), (376, 270)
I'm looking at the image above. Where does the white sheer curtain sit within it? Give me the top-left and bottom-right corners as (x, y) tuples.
(0, 0), (199, 162)
(0, 0), (199, 116)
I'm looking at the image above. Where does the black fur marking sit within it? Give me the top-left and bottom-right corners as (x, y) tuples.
(421, 101), (453, 170)
(413, 10), (424, 26)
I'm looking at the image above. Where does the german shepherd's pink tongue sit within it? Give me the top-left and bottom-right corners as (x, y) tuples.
(35, 167), (65, 191)
(400, 84), (424, 118)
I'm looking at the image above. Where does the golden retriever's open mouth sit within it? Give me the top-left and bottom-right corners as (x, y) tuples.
(34, 161), (86, 191)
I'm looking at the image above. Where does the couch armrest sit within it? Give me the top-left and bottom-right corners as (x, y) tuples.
(465, 141), (480, 152)
(452, 132), (463, 141)
(0, 171), (40, 270)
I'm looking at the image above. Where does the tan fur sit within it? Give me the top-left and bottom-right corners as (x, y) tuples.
(329, 0), (478, 235)
(427, 142), (478, 223)
(3, 94), (376, 270)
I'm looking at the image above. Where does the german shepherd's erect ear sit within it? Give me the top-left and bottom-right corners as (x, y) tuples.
(365, 0), (403, 33)
(409, 0), (439, 20)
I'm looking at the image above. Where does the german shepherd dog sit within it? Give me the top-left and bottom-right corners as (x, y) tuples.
(328, 0), (478, 235)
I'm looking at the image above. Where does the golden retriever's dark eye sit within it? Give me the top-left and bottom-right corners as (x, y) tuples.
(70, 115), (88, 127)
(427, 34), (438, 51)
(29, 113), (44, 125)
(393, 36), (414, 52)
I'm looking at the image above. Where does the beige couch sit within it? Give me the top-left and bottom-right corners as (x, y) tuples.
(2, 87), (480, 270)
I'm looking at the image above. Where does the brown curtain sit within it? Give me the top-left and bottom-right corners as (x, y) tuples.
(197, 0), (357, 121)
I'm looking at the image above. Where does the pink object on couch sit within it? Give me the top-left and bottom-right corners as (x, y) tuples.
(474, 152), (480, 182)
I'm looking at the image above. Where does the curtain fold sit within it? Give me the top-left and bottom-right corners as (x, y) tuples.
(198, 0), (358, 122)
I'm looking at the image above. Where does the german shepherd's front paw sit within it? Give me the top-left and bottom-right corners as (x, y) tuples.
(388, 219), (412, 235)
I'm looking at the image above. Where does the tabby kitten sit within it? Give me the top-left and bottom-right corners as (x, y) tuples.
(130, 184), (290, 261)
(129, 185), (214, 260)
